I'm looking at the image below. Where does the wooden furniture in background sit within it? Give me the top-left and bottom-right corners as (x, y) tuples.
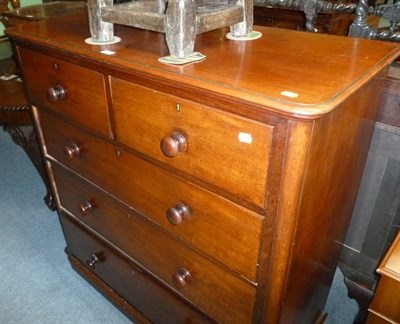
(367, 232), (400, 323)
(0, 0), (20, 27)
(7, 12), (400, 323)
(1, 1), (85, 26)
(0, 75), (29, 124)
(254, 5), (355, 35)
(1, 1), (85, 76)
(377, 64), (400, 127)
(254, 0), (395, 41)
(0, 63), (55, 209)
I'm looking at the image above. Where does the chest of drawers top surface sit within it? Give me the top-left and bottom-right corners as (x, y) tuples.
(6, 12), (399, 117)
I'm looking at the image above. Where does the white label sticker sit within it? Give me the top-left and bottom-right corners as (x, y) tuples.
(101, 50), (116, 55)
(238, 132), (253, 144)
(280, 91), (299, 98)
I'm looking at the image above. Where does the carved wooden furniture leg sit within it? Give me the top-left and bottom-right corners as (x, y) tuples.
(2, 124), (56, 211)
(0, 76), (56, 211)
(87, 0), (114, 42)
(165, 0), (196, 58)
(229, 0), (253, 36)
(341, 0), (399, 41)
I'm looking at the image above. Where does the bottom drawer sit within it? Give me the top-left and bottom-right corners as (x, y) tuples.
(59, 213), (214, 324)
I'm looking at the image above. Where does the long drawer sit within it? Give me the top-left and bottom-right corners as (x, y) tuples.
(18, 47), (111, 137)
(40, 110), (264, 281)
(111, 77), (274, 208)
(55, 166), (257, 322)
(59, 213), (215, 324)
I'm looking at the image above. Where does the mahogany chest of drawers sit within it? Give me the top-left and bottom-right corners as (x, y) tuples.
(7, 12), (400, 323)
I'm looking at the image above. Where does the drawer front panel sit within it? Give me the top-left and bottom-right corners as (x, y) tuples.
(57, 181), (256, 323)
(18, 47), (111, 137)
(111, 77), (274, 208)
(368, 276), (400, 323)
(59, 214), (215, 324)
(41, 111), (263, 281)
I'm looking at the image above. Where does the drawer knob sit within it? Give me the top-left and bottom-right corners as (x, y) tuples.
(166, 203), (191, 225)
(86, 253), (100, 269)
(78, 200), (94, 216)
(160, 132), (187, 157)
(172, 268), (191, 289)
(46, 84), (66, 102)
(63, 142), (81, 159)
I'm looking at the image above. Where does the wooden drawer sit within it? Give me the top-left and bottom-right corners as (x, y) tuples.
(59, 213), (214, 324)
(57, 181), (257, 323)
(366, 312), (392, 324)
(367, 276), (400, 323)
(111, 77), (274, 208)
(40, 111), (264, 282)
(367, 232), (400, 324)
(18, 47), (111, 137)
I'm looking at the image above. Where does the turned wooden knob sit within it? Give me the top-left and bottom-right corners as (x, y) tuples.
(46, 84), (66, 102)
(172, 268), (191, 289)
(166, 203), (191, 225)
(160, 132), (187, 157)
(78, 200), (94, 216)
(63, 142), (80, 159)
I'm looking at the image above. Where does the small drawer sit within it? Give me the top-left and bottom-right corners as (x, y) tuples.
(58, 193), (257, 323)
(367, 276), (400, 323)
(111, 77), (274, 208)
(18, 47), (111, 137)
(41, 111), (264, 282)
(59, 213), (214, 324)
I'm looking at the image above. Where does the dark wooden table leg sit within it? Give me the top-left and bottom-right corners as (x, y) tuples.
(1, 73), (56, 211)
(2, 125), (56, 211)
